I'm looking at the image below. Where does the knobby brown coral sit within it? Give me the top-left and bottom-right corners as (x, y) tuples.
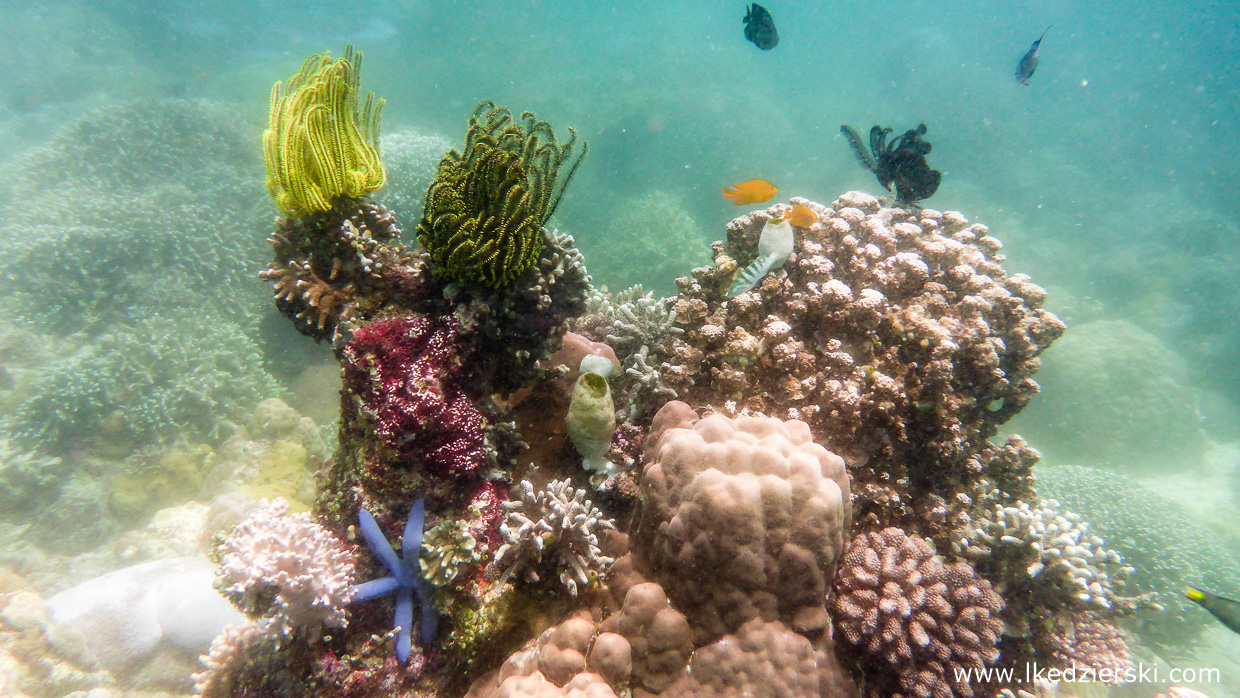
(661, 193), (1064, 535)
(832, 527), (1004, 698)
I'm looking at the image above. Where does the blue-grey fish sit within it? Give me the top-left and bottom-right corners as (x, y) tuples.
(1186, 587), (1240, 635)
(1016, 26), (1052, 85)
(743, 4), (779, 51)
(729, 215), (794, 297)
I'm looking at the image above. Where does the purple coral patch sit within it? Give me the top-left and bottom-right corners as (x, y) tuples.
(343, 315), (489, 476)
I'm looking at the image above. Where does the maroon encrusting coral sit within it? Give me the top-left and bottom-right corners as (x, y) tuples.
(342, 314), (489, 477)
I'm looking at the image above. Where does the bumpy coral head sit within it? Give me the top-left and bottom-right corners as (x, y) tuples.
(264, 44), (385, 218)
(416, 101), (587, 288)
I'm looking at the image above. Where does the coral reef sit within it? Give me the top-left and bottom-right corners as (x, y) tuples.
(195, 620), (265, 698)
(421, 518), (482, 587)
(569, 284), (684, 423)
(597, 583), (692, 692)
(9, 310), (280, 455)
(375, 129), (455, 232)
(418, 101), (586, 288)
(953, 498), (1144, 614)
(216, 498), (355, 639)
(342, 314), (493, 477)
(581, 190), (711, 297)
(952, 497), (1150, 676)
(631, 404), (851, 643)
(832, 527), (1004, 698)
(661, 618), (859, 698)
(264, 45), (385, 218)
(1035, 464), (1240, 652)
(661, 194), (1063, 536)
(495, 479), (616, 597)
(0, 98), (269, 335)
(1010, 319), (1206, 470)
(261, 199), (415, 342)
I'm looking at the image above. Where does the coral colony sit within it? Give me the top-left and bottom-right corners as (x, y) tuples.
(197, 43), (1170, 698)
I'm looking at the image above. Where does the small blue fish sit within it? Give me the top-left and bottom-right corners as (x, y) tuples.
(1015, 26), (1052, 86)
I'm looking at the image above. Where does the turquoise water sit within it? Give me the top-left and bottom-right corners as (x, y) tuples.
(1, 1), (1239, 696)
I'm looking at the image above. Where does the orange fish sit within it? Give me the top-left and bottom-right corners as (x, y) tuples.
(786, 204), (818, 227)
(722, 179), (779, 205)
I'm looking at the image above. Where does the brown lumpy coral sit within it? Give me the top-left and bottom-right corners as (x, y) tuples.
(598, 582), (693, 692)
(661, 618), (860, 698)
(631, 406), (851, 644)
(832, 527), (1004, 698)
(661, 193), (1064, 534)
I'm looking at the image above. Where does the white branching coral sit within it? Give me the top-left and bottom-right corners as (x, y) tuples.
(495, 479), (616, 596)
(194, 621), (265, 698)
(602, 285), (684, 357)
(216, 498), (356, 639)
(953, 498), (1146, 614)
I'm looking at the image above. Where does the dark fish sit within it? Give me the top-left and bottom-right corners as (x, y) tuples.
(1186, 587), (1240, 635)
(743, 3), (779, 51)
(1016, 26), (1052, 86)
(840, 123), (941, 204)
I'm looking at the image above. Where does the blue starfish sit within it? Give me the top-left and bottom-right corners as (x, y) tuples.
(349, 499), (438, 662)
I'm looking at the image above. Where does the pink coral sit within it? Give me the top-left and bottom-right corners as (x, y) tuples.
(342, 314), (490, 476)
(216, 498), (355, 639)
(633, 406), (851, 643)
(832, 527), (1004, 698)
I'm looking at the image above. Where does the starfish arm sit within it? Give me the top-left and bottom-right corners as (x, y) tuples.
(350, 576), (400, 602)
(358, 508), (404, 577)
(394, 587), (414, 663)
(401, 499), (426, 572)
(416, 577), (439, 645)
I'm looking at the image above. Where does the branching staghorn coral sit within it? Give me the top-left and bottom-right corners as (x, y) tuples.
(10, 310), (280, 454)
(417, 101), (587, 288)
(1035, 463), (1240, 653)
(264, 44), (385, 218)
(494, 479), (615, 596)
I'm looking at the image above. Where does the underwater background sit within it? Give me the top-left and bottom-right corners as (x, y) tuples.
(0, 1), (1238, 697)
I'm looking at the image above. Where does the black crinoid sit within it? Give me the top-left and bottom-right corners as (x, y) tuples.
(841, 123), (942, 205)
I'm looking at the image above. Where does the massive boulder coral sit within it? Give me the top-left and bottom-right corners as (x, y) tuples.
(832, 527), (1004, 698)
(631, 403), (851, 643)
(1011, 319), (1206, 470)
(661, 194), (1063, 532)
(660, 618), (859, 698)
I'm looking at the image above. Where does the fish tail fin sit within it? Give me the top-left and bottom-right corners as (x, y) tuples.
(1186, 587), (1208, 603)
(840, 125), (876, 172)
(728, 253), (778, 297)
